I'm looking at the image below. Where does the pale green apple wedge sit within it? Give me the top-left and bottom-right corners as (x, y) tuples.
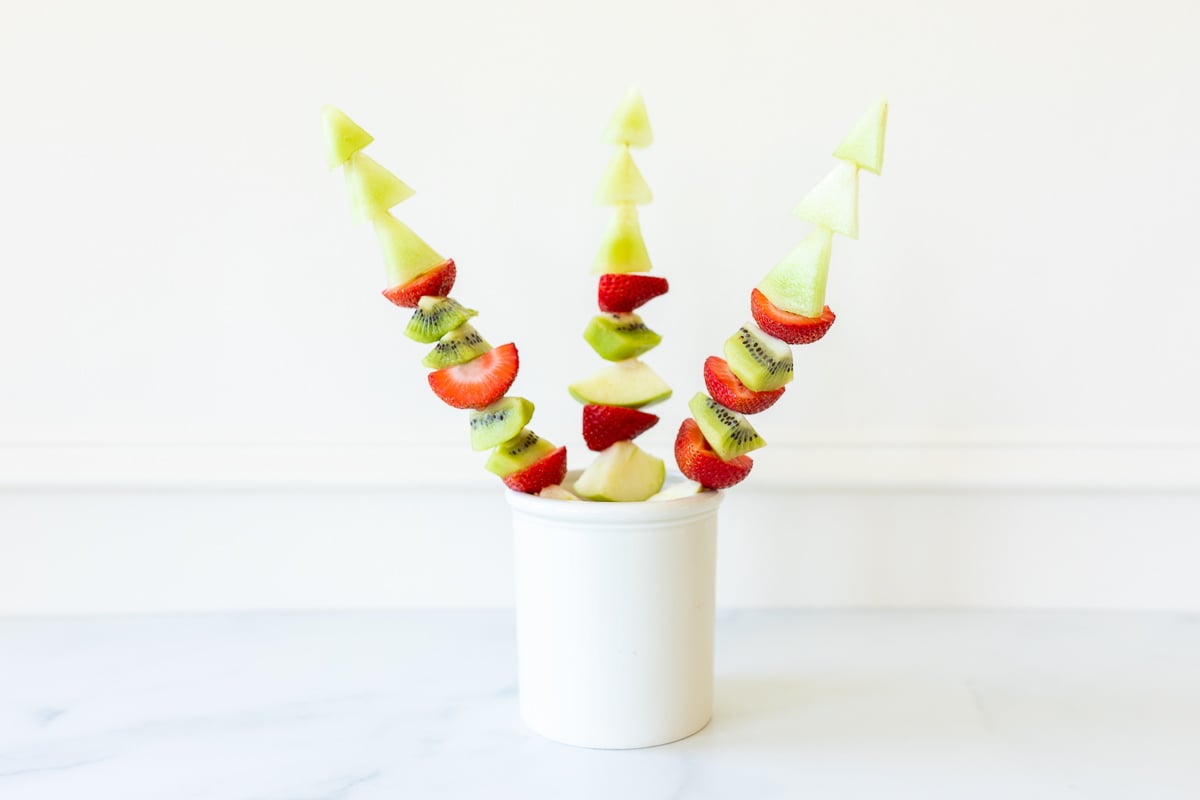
(568, 359), (671, 408)
(756, 226), (834, 318)
(601, 87), (653, 148)
(345, 152), (415, 222)
(833, 97), (888, 176)
(793, 161), (859, 239)
(322, 106), (374, 170)
(592, 204), (652, 273)
(595, 146), (653, 205)
(573, 441), (665, 502)
(647, 480), (704, 501)
(538, 484), (580, 501)
(373, 213), (445, 288)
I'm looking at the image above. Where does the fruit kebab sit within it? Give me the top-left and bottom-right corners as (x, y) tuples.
(321, 106), (567, 494)
(565, 89), (673, 502)
(674, 99), (889, 490)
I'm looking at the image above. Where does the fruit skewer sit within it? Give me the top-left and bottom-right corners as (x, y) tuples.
(321, 107), (567, 494)
(675, 99), (889, 490)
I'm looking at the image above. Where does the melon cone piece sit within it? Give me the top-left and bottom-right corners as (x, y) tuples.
(373, 213), (446, 288)
(593, 204), (652, 273)
(833, 97), (888, 175)
(345, 152), (415, 221)
(756, 226), (834, 318)
(793, 161), (859, 239)
(602, 87), (653, 148)
(322, 106), (374, 169)
(595, 146), (653, 205)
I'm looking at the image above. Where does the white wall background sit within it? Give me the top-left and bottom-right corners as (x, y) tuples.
(2, 0), (1198, 613)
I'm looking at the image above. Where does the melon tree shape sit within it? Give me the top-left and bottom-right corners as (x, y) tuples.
(373, 213), (446, 288)
(602, 87), (654, 148)
(322, 106), (374, 169)
(792, 161), (859, 239)
(345, 152), (415, 222)
(756, 226), (835, 318)
(833, 97), (888, 175)
(593, 204), (652, 273)
(595, 146), (653, 205)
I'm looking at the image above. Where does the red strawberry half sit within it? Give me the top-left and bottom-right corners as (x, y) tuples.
(503, 445), (568, 494)
(582, 404), (659, 451)
(427, 342), (518, 409)
(675, 418), (753, 490)
(383, 259), (457, 308)
(749, 288), (835, 345)
(704, 356), (785, 415)
(597, 274), (669, 313)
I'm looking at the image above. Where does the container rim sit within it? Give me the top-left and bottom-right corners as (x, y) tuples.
(505, 471), (724, 524)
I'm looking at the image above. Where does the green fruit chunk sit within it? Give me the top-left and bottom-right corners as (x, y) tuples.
(469, 396), (535, 452)
(345, 152), (415, 222)
(422, 323), (491, 369)
(322, 105), (374, 169)
(602, 87), (653, 148)
(756, 226), (834, 318)
(688, 393), (765, 461)
(374, 214), (446, 289)
(595, 146), (652, 205)
(405, 296), (476, 343)
(573, 441), (665, 502)
(484, 428), (555, 477)
(583, 312), (662, 361)
(568, 359), (672, 408)
(592, 204), (652, 274)
(723, 322), (793, 392)
(793, 161), (859, 239)
(833, 97), (888, 175)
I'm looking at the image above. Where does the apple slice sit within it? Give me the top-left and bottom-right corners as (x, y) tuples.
(595, 147), (652, 205)
(322, 106), (374, 170)
(573, 441), (665, 502)
(755, 226), (834, 318)
(592, 205), (652, 274)
(833, 98), (888, 175)
(793, 161), (859, 239)
(373, 213), (446, 289)
(345, 152), (414, 222)
(601, 87), (653, 148)
(568, 359), (672, 408)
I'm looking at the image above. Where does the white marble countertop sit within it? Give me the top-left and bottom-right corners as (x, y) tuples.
(2, 610), (1198, 799)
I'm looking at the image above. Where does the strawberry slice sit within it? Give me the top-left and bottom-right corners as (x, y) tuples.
(674, 418), (752, 490)
(749, 288), (835, 345)
(427, 342), (518, 409)
(503, 445), (568, 494)
(703, 356), (785, 415)
(582, 404), (659, 451)
(597, 274), (669, 313)
(383, 259), (457, 308)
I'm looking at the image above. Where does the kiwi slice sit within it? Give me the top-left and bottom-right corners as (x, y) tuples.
(582, 313), (662, 361)
(723, 322), (793, 392)
(469, 396), (535, 452)
(688, 393), (765, 461)
(405, 296), (477, 344)
(422, 323), (492, 369)
(484, 428), (556, 477)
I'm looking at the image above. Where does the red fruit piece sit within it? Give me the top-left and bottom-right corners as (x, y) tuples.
(427, 342), (518, 409)
(382, 259), (457, 308)
(597, 274), (669, 313)
(581, 404), (659, 451)
(674, 418), (752, 490)
(703, 356), (785, 415)
(503, 445), (568, 494)
(749, 288), (835, 345)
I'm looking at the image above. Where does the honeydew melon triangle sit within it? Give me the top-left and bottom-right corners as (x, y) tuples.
(373, 213), (445, 288)
(601, 88), (653, 148)
(833, 98), (888, 175)
(345, 152), (415, 222)
(592, 205), (652, 273)
(793, 161), (859, 239)
(322, 106), (374, 170)
(756, 226), (834, 318)
(596, 147), (653, 205)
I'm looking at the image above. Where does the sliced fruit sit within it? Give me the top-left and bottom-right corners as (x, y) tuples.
(688, 392), (765, 461)
(503, 445), (568, 494)
(583, 313), (662, 361)
(568, 359), (672, 408)
(421, 323), (491, 369)
(581, 404), (659, 451)
(428, 342), (518, 409)
(485, 428), (554, 477)
(538, 483), (579, 501)
(469, 396), (535, 451)
(322, 105), (373, 169)
(592, 205), (652, 274)
(573, 441), (665, 502)
(602, 87), (653, 148)
(647, 480), (705, 502)
(382, 259), (456, 308)
(749, 287), (835, 345)
(595, 147), (652, 205)
(674, 418), (753, 490)
(404, 296), (477, 343)
(374, 213), (446, 289)
(703, 356), (785, 415)
(597, 273), (668, 312)
(793, 161), (859, 239)
(756, 226), (834, 318)
(723, 323), (794, 392)
(833, 97), (888, 175)
(344, 152), (415, 222)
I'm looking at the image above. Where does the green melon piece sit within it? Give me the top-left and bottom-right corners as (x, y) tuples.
(583, 313), (661, 361)
(568, 359), (672, 408)
(688, 393), (765, 462)
(322, 106), (374, 170)
(405, 296), (476, 344)
(373, 214), (446, 289)
(572, 441), (665, 502)
(601, 87), (653, 148)
(484, 428), (555, 478)
(592, 204), (652, 274)
(756, 226), (834, 318)
(793, 161), (859, 239)
(723, 322), (793, 392)
(469, 396), (535, 452)
(422, 323), (491, 369)
(345, 152), (415, 222)
(833, 97), (888, 175)
(595, 147), (652, 205)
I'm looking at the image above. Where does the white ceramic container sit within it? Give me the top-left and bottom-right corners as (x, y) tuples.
(506, 477), (723, 749)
